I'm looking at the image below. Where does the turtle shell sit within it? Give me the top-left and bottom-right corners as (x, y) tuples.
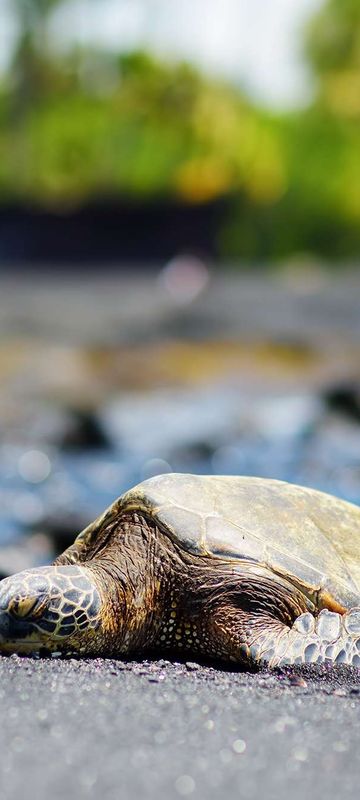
(80, 474), (360, 609)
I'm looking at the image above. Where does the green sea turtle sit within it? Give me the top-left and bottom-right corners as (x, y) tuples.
(0, 474), (360, 668)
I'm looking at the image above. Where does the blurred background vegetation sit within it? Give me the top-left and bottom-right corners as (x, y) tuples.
(0, 0), (360, 261)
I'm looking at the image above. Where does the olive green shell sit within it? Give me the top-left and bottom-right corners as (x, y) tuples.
(78, 474), (360, 609)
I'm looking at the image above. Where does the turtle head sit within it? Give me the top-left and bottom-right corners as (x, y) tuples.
(0, 565), (102, 655)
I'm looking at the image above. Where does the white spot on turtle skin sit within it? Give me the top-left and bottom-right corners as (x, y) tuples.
(304, 643), (318, 663)
(315, 610), (342, 642)
(325, 644), (336, 660)
(335, 649), (347, 664)
(344, 608), (360, 636)
(292, 613), (315, 635)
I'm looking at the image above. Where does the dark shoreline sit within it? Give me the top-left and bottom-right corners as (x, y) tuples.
(0, 199), (226, 263)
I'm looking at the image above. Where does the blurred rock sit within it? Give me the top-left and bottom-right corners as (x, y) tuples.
(33, 514), (91, 557)
(0, 533), (54, 580)
(170, 440), (216, 471)
(103, 386), (242, 459)
(324, 383), (360, 424)
(59, 408), (112, 451)
(245, 393), (322, 441)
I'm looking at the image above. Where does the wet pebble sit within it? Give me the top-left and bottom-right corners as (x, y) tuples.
(288, 675), (308, 688)
(147, 673), (166, 683)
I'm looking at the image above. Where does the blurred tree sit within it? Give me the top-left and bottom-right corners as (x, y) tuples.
(307, 0), (359, 68)
(10, 0), (65, 114)
(0, 0), (359, 260)
(300, 0), (360, 228)
(306, 0), (360, 118)
(219, 0), (360, 263)
(0, 45), (285, 209)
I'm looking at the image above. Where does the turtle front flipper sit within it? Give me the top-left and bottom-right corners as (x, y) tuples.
(210, 606), (360, 668)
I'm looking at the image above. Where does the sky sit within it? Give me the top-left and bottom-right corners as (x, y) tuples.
(0, 0), (324, 108)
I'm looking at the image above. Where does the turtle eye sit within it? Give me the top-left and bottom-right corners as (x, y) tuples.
(9, 596), (44, 619)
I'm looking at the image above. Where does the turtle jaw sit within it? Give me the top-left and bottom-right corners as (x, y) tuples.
(0, 602), (56, 655)
(0, 624), (51, 655)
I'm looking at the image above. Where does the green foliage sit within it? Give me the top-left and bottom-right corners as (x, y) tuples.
(306, 0), (360, 73)
(0, 48), (285, 209)
(0, 0), (360, 260)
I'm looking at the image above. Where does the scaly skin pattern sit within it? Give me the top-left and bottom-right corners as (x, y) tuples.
(207, 602), (360, 667)
(264, 608), (360, 667)
(0, 566), (102, 654)
(0, 511), (359, 666)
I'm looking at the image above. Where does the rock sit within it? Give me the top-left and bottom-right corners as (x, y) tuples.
(59, 408), (112, 451)
(170, 440), (215, 470)
(324, 383), (360, 424)
(0, 533), (54, 578)
(36, 515), (90, 556)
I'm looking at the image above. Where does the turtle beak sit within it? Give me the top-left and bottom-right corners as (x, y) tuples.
(0, 608), (32, 646)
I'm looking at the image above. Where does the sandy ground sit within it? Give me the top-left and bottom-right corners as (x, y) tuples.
(0, 655), (360, 800)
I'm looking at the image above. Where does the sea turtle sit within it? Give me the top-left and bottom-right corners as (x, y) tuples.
(0, 473), (360, 668)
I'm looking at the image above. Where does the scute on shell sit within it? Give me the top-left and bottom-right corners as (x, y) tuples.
(79, 474), (360, 609)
